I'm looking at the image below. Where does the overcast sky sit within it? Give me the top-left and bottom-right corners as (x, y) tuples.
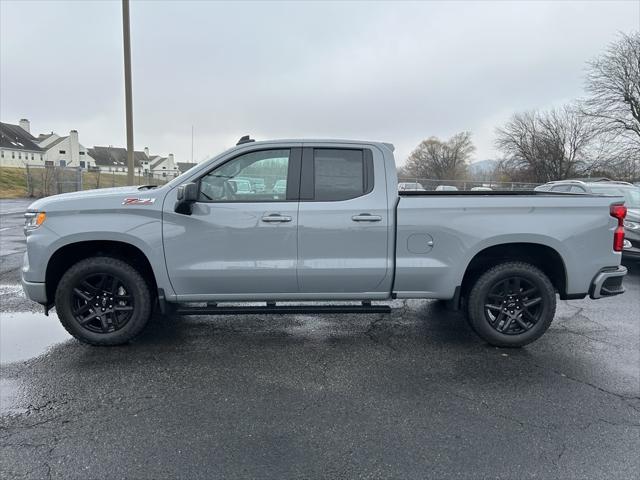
(1, 1), (638, 165)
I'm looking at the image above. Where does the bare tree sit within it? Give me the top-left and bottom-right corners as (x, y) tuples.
(403, 132), (474, 180)
(583, 32), (640, 180)
(495, 105), (600, 182)
(584, 31), (640, 141)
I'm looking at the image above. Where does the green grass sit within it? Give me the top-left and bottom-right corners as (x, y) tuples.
(0, 167), (28, 198)
(0, 167), (168, 198)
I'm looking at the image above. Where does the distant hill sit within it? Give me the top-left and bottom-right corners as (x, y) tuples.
(468, 159), (498, 175)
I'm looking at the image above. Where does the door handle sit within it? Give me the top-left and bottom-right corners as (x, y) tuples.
(351, 214), (382, 222)
(261, 214), (292, 223)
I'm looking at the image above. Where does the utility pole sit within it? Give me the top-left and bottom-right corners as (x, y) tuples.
(191, 125), (194, 164)
(122, 0), (134, 185)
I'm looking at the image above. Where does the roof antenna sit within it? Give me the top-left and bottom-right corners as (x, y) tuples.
(236, 135), (255, 145)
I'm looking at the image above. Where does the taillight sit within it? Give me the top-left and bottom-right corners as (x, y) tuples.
(610, 204), (627, 252)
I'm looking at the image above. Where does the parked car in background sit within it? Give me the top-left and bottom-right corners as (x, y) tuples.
(471, 186), (493, 191)
(242, 176), (266, 193)
(535, 179), (640, 261)
(622, 209), (640, 261)
(435, 185), (458, 191)
(228, 178), (253, 194)
(398, 182), (426, 191)
(271, 179), (287, 194)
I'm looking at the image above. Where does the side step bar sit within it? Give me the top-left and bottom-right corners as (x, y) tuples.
(175, 303), (391, 316)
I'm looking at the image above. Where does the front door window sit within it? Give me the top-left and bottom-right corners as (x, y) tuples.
(199, 149), (290, 202)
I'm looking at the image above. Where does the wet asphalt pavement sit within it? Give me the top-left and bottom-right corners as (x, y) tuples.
(1, 198), (639, 479)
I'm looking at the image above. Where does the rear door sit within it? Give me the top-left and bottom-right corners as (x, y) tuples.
(297, 145), (391, 296)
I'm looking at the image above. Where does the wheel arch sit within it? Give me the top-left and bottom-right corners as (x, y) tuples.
(460, 242), (568, 301)
(45, 240), (158, 303)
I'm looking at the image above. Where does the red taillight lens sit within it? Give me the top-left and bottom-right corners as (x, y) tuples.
(610, 204), (627, 252)
(613, 227), (625, 252)
(610, 204), (627, 221)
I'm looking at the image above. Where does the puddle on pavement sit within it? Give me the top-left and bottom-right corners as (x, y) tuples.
(0, 311), (72, 364)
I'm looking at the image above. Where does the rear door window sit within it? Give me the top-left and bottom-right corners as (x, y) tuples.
(314, 149), (364, 201)
(304, 148), (374, 201)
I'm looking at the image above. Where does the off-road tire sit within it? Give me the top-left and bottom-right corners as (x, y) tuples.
(55, 256), (152, 345)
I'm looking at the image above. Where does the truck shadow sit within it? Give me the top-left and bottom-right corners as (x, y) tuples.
(131, 300), (479, 350)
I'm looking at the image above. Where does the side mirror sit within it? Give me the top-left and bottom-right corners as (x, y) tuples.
(175, 182), (198, 215)
(177, 182), (198, 202)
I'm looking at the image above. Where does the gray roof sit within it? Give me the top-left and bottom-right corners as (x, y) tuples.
(88, 146), (147, 168)
(0, 122), (43, 152)
(36, 133), (56, 143)
(41, 136), (68, 150)
(177, 162), (196, 173)
(150, 157), (167, 170)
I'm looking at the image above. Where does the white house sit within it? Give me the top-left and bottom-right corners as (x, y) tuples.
(38, 129), (95, 168)
(0, 118), (95, 169)
(148, 152), (180, 178)
(88, 146), (147, 175)
(1, 117), (177, 177)
(0, 119), (45, 167)
(88, 146), (179, 178)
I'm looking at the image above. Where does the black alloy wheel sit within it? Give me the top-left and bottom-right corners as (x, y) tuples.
(55, 256), (152, 345)
(71, 273), (135, 333)
(483, 276), (543, 335)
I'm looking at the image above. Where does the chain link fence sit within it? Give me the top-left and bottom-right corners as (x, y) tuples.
(398, 177), (541, 191)
(23, 164), (171, 198)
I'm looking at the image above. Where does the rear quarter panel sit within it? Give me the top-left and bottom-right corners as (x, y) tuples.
(394, 194), (623, 298)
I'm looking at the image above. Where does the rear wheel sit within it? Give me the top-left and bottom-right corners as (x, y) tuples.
(55, 256), (152, 345)
(466, 261), (556, 347)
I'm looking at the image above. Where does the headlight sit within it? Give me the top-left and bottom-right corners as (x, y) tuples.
(24, 211), (46, 230)
(624, 220), (640, 230)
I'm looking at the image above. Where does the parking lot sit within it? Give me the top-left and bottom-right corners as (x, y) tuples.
(1, 198), (639, 479)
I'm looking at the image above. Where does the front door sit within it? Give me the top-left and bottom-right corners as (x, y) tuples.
(163, 147), (301, 299)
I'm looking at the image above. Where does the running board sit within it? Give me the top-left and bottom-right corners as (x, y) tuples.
(175, 303), (391, 316)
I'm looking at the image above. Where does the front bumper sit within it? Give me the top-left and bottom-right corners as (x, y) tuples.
(589, 266), (627, 299)
(21, 275), (48, 305)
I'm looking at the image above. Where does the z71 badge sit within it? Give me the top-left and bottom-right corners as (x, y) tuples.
(122, 197), (156, 206)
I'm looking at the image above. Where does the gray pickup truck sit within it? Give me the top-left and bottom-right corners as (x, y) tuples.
(22, 138), (628, 347)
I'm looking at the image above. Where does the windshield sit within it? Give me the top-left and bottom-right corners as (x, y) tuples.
(589, 185), (640, 208)
(164, 145), (241, 189)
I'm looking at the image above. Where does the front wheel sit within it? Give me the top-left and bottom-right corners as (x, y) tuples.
(466, 261), (556, 347)
(55, 256), (152, 345)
